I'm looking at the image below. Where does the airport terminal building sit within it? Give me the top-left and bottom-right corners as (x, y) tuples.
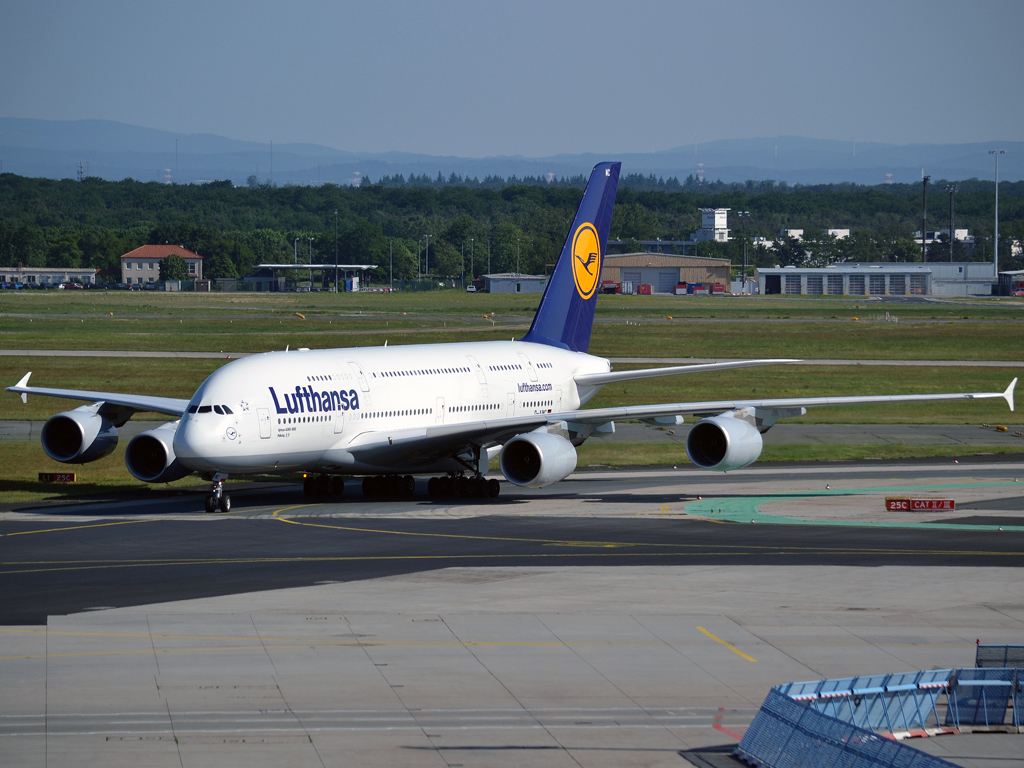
(756, 262), (997, 296)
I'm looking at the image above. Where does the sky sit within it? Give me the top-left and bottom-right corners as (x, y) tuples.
(2, 0), (1022, 157)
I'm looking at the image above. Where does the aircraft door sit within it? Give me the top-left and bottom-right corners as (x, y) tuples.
(257, 408), (271, 439)
(467, 355), (487, 384)
(348, 362), (370, 392)
(507, 393), (516, 416)
(517, 353), (538, 382)
(435, 398), (445, 423)
(334, 410), (345, 434)
(555, 389), (562, 413)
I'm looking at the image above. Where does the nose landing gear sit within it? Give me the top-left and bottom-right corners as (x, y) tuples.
(204, 474), (230, 513)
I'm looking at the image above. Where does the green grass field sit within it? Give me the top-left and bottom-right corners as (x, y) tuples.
(0, 290), (1021, 503)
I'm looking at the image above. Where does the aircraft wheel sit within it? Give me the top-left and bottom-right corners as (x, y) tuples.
(487, 479), (500, 498)
(304, 476), (317, 498)
(427, 477), (438, 498)
(330, 476), (345, 497)
(361, 476), (374, 496)
(403, 475), (415, 495)
(457, 476), (473, 498)
(315, 475), (331, 496)
(204, 494), (217, 513)
(473, 477), (487, 498)
(219, 493), (231, 513)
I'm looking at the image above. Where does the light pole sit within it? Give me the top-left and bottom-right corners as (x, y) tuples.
(389, 238), (393, 290)
(516, 238), (520, 276)
(293, 237), (299, 264)
(461, 241), (465, 288)
(736, 211), (750, 290)
(487, 238), (490, 274)
(423, 234), (431, 279)
(921, 174), (931, 263)
(470, 238), (474, 281)
(308, 237), (314, 290)
(990, 150), (1005, 274)
(944, 185), (958, 263)
(334, 210), (338, 293)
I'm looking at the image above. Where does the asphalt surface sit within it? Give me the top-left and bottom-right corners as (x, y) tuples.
(4, 459), (1024, 626)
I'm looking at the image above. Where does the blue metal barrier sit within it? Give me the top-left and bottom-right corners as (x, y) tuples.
(977, 644), (1024, 668)
(735, 689), (959, 768)
(946, 668), (1018, 727)
(738, 668), (1022, 767)
(779, 669), (952, 733)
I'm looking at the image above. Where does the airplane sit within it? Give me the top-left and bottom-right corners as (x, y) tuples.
(7, 162), (1017, 513)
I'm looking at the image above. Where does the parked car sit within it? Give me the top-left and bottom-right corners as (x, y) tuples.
(63, 282), (84, 290)
(1012, 289), (1024, 297)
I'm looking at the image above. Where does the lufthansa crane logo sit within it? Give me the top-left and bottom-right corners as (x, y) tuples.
(571, 222), (601, 300)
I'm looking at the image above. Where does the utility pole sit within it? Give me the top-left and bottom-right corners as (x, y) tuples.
(461, 241), (465, 288)
(389, 238), (393, 290)
(944, 186), (958, 263)
(424, 234), (431, 278)
(990, 150), (1005, 274)
(470, 238), (474, 280)
(516, 239), (520, 276)
(736, 211), (750, 291)
(921, 174), (931, 263)
(487, 238), (490, 274)
(334, 210), (338, 293)
(294, 237), (299, 264)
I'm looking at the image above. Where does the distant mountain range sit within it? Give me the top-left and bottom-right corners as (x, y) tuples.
(1, 118), (1020, 186)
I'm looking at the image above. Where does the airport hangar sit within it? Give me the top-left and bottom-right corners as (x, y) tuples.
(757, 261), (999, 296)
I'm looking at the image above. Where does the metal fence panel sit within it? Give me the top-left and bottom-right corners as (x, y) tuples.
(976, 645), (1024, 668)
(946, 668), (1015, 726)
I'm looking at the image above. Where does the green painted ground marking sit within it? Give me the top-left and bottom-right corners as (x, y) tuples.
(685, 481), (1024, 531)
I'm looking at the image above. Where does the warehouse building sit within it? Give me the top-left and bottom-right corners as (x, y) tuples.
(0, 266), (100, 286)
(756, 262), (998, 296)
(478, 273), (548, 293)
(120, 245), (203, 285)
(600, 253), (732, 293)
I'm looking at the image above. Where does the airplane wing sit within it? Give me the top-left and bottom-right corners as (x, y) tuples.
(321, 415), (552, 470)
(574, 359), (799, 387)
(5, 373), (189, 417)
(560, 377), (1017, 424)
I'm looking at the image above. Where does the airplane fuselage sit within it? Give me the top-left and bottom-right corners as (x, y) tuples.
(172, 340), (610, 475)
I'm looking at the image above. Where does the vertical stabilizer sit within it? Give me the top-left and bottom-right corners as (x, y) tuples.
(521, 162), (620, 352)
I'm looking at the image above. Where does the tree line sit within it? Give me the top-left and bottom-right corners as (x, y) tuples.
(0, 172), (1020, 283)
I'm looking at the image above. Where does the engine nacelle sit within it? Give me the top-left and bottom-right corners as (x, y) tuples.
(41, 405), (118, 464)
(125, 421), (192, 483)
(499, 431), (578, 488)
(686, 413), (763, 472)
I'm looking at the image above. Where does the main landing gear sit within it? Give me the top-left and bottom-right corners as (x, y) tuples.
(303, 474), (345, 499)
(204, 474), (230, 513)
(360, 474), (415, 498)
(428, 474), (500, 500)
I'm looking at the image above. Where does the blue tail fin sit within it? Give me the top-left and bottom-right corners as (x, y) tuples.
(521, 162), (620, 353)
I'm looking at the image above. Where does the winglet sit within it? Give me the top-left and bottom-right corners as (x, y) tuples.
(13, 371), (31, 403)
(1004, 377), (1017, 412)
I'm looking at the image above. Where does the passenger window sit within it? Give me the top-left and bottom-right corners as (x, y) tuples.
(223, 406), (233, 414)
(214, 405), (224, 414)
(198, 405), (212, 413)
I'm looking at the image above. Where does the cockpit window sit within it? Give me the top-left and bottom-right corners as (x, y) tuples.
(188, 405), (198, 413)
(198, 405), (212, 413)
(222, 405), (233, 414)
(213, 405), (224, 414)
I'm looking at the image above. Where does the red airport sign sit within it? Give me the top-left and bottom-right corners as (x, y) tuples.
(886, 497), (954, 511)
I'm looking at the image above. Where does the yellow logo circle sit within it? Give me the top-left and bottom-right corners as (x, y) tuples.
(571, 223), (601, 300)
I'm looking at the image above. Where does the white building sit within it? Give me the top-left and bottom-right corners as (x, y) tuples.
(691, 208), (730, 243)
(0, 267), (100, 286)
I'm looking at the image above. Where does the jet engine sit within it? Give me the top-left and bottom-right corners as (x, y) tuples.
(40, 405), (118, 464)
(499, 431), (578, 488)
(125, 421), (192, 483)
(685, 413), (763, 472)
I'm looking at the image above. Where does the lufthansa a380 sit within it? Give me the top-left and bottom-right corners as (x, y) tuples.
(7, 163), (1017, 512)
